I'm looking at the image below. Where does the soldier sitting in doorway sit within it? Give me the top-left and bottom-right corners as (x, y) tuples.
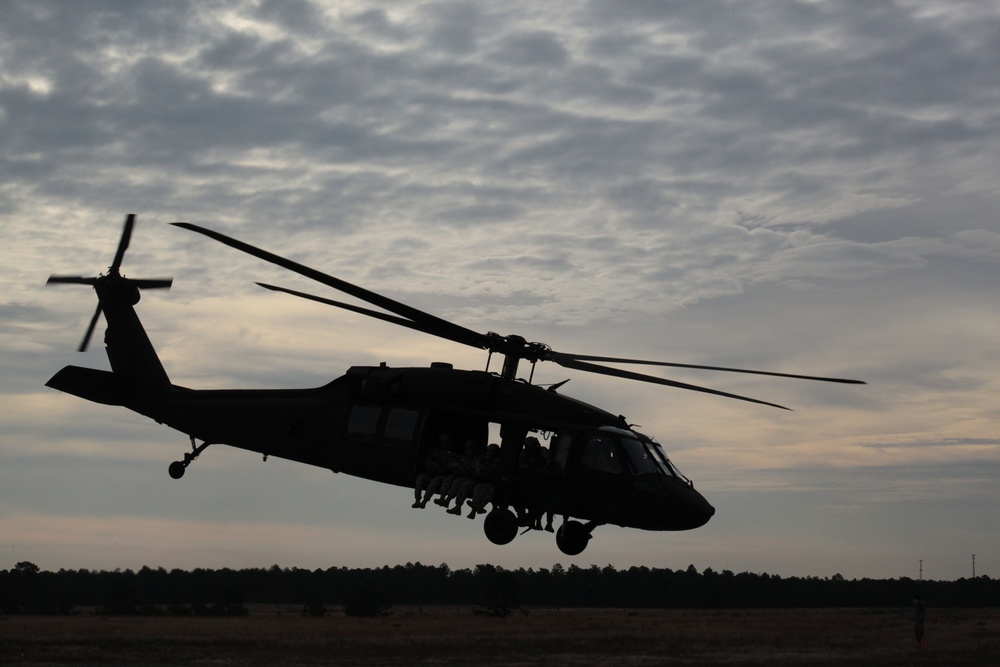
(412, 434), (456, 509)
(467, 443), (500, 519)
(445, 439), (483, 514)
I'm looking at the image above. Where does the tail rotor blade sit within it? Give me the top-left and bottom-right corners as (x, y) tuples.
(79, 303), (103, 352)
(47, 276), (98, 286)
(130, 278), (173, 289)
(111, 214), (135, 272)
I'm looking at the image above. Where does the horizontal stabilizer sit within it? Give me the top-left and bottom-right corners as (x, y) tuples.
(46, 366), (135, 406)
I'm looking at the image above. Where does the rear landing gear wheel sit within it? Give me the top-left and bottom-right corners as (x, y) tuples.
(168, 436), (211, 480)
(556, 520), (591, 556)
(484, 507), (519, 545)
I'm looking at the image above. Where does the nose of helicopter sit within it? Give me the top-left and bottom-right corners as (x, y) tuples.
(687, 487), (716, 529)
(647, 478), (715, 530)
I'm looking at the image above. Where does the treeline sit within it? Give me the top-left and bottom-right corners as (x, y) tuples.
(2, 560), (996, 616)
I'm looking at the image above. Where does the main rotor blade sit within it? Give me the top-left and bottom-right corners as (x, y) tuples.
(173, 223), (490, 351)
(548, 352), (866, 385)
(47, 275), (98, 286)
(79, 303), (103, 352)
(257, 282), (467, 342)
(552, 356), (792, 410)
(111, 214), (135, 272)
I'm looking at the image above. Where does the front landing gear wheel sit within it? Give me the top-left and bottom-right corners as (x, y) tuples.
(484, 508), (519, 545)
(168, 461), (186, 479)
(556, 520), (591, 556)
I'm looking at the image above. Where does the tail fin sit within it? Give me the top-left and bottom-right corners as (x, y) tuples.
(101, 290), (171, 390)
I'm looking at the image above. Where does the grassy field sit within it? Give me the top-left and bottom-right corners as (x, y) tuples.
(2, 606), (998, 665)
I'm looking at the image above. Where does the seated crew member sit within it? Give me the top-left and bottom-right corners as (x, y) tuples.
(446, 439), (482, 515)
(417, 434), (458, 508)
(519, 436), (547, 472)
(412, 438), (448, 508)
(467, 443), (500, 519)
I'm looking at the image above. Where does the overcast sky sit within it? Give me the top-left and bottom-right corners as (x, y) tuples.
(3, 0), (999, 581)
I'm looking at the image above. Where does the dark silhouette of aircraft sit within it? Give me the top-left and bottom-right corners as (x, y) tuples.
(46, 215), (864, 555)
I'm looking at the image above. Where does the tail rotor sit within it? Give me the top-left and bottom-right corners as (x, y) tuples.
(47, 214), (173, 351)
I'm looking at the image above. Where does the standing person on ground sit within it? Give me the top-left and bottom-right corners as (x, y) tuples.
(912, 594), (926, 649)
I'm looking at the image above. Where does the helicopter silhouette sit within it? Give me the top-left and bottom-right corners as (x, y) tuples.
(46, 215), (864, 555)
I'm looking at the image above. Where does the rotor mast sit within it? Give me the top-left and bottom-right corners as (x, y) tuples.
(500, 335), (523, 379)
(486, 333), (551, 382)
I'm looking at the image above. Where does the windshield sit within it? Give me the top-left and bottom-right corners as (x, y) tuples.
(621, 437), (658, 475)
(577, 430), (693, 482)
(648, 441), (690, 483)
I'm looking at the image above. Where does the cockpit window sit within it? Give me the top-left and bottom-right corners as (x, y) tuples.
(580, 435), (622, 474)
(621, 437), (658, 475)
(648, 443), (674, 476)
(648, 442), (689, 482)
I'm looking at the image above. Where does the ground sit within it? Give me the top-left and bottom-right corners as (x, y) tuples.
(2, 606), (998, 666)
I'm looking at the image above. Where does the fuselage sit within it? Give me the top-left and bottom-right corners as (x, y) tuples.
(102, 363), (714, 533)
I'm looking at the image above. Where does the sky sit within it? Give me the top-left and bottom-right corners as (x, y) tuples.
(2, 0), (999, 581)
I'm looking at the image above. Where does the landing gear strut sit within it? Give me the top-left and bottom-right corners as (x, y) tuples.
(168, 436), (211, 479)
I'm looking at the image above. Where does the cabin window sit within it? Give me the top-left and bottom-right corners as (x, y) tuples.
(621, 437), (658, 475)
(385, 408), (420, 448)
(579, 435), (622, 474)
(550, 434), (572, 476)
(347, 404), (381, 443)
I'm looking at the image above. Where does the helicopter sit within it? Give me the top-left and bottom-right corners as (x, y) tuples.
(46, 215), (865, 555)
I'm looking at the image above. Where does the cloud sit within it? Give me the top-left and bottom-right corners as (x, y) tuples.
(2, 0), (999, 578)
